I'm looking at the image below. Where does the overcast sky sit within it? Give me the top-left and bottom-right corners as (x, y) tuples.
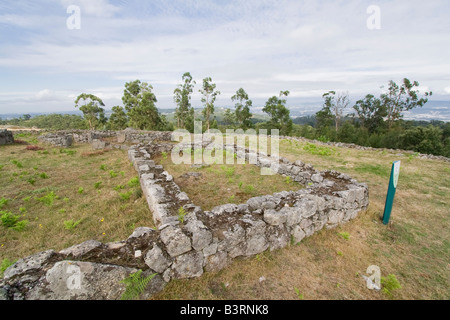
(0, 0), (449, 114)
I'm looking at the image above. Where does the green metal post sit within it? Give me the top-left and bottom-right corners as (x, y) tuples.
(383, 161), (401, 225)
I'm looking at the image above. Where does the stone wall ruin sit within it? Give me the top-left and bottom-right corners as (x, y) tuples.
(0, 130), (369, 300)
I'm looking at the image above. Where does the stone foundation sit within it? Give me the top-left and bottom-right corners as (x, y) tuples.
(0, 132), (369, 300)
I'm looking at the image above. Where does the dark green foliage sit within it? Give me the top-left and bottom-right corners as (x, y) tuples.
(263, 91), (293, 136)
(123, 80), (170, 131)
(108, 106), (128, 130)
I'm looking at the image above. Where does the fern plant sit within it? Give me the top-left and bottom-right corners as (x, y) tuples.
(120, 270), (157, 300)
(178, 207), (187, 224)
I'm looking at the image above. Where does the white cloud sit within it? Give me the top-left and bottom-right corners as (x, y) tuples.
(59, 0), (120, 18)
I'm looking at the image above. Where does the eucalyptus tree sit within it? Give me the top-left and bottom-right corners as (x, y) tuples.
(263, 90), (293, 136)
(122, 80), (162, 131)
(380, 78), (432, 129)
(231, 88), (253, 130)
(199, 77), (221, 132)
(174, 72), (196, 132)
(74, 93), (106, 130)
(108, 106), (128, 130)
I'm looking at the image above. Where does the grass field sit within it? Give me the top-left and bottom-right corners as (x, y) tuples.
(1, 134), (449, 300)
(0, 134), (155, 268)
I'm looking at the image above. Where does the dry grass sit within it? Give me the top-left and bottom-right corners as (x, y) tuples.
(155, 153), (303, 211)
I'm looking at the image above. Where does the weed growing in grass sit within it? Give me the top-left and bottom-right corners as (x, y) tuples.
(19, 207), (26, 213)
(36, 191), (57, 207)
(0, 211), (29, 231)
(39, 173), (49, 179)
(27, 178), (36, 185)
(244, 185), (255, 194)
(63, 219), (83, 231)
(22, 196), (31, 202)
(162, 152), (168, 160)
(78, 187), (84, 194)
(119, 191), (133, 201)
(294, 287), (304, 300)
(114, 185), (125, 191)
(338, 232), (350, 240)
(120, 270), (157, 300)
(109, 170), (118, 178)
(381, 274), (401, 298)
(285, 176), (292, 184)
(178, 207), (187, 224)
(94, 182), (102, 190)
(120, 171), (125, 177)
(10, 160), (23, 168)
(100, 164), (107, 171)
(1, 258), (16, 277)
(128, 177), (140, 188)
(0, 165), (4, 170)
(0, 198), (9, 209)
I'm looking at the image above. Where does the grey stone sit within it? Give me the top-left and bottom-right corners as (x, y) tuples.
(295, 198), (318, 218)
(59, 240), (103, 258)
(263, 209), (287, 226)
(311, 173), (324, 183)
(160, 226), (192, 257)
(171, 251), (204, 279)
(218, 224), (245, 252)
(176, 192), (190, 202)
(27, 261), (164, 300)
(247, 197), (264, 212)
(145, 245), (172, 274)
(291, 226), (306, 243)
(203, 242), (218, 257)
(184, 220), (213, 251)
(205, 251), (229, 273)
(243, 219), (268, 256)
(328, 210), (344, 225)
(284, 207), (303, 227)
(267, 225), (290, 251)
(128, 227), (155, 242)
(3, 250), (56, 281)
(211, 204), (239, 216)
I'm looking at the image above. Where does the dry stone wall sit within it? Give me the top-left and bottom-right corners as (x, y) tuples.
(0, 131), (369, 300)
